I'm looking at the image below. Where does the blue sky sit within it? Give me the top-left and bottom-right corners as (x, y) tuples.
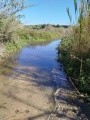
(20, 0), (76, 25)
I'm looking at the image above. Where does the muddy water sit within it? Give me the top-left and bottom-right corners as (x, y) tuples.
(0, 40), (66, 120)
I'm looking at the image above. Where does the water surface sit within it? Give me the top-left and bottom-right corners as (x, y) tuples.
(0, 39), (67, 120)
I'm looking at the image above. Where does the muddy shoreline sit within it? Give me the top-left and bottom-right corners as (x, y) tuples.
(49, 79), (90, 120)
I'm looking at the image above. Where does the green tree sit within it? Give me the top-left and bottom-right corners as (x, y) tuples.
(0, 0), (33, 42)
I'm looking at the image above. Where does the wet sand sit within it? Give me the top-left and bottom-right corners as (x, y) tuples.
(0, 65), (56, 120)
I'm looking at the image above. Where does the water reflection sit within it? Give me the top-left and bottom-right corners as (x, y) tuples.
(0, 40), (62, 89)
(0, 39), (64, 120)
(0, 39), (68, 93)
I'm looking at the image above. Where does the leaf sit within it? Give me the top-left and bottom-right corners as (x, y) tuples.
(66, 7), (72, 23)
(74, 0), (77, 14)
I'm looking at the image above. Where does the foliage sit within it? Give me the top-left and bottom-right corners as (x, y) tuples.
(0, 0), (32, 18)
(0, 0), (32, 43)
(5, 26), (62, 54)
(58, 0), (90, 95)
(0, 15), (22, 42)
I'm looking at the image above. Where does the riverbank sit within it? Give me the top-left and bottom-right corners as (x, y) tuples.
(49, 73), (90, 120)
(48, 61), (90, 120)
(0, 30), (60, 63)
(56, 36), (90, 120)
(57, 35), (90, 95)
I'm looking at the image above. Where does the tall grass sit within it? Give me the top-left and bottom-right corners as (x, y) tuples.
(58, 0), (90, 95)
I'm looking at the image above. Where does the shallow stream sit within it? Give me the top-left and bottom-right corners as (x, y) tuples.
(0, 40), (82, 120)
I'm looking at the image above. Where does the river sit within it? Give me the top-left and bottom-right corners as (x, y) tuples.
(0, 40), (61, 120)
(0, 40), (88, 120)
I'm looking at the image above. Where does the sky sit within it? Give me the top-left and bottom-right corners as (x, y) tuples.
(20, 0), (76, 25)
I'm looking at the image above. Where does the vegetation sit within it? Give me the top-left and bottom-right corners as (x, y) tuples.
(58, 0), (90, 95)
(0, 0), (69, 57)
(5, 25), (63, 53)
(0, 0), (32, 42)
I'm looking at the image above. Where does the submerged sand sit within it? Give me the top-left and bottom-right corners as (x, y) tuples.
(0, 65), (55, 120)
(0, 64), (89, 120)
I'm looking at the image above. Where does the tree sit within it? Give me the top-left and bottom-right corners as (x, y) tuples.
(0, 0), (33, 42)
(0, 0), (33, 18)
